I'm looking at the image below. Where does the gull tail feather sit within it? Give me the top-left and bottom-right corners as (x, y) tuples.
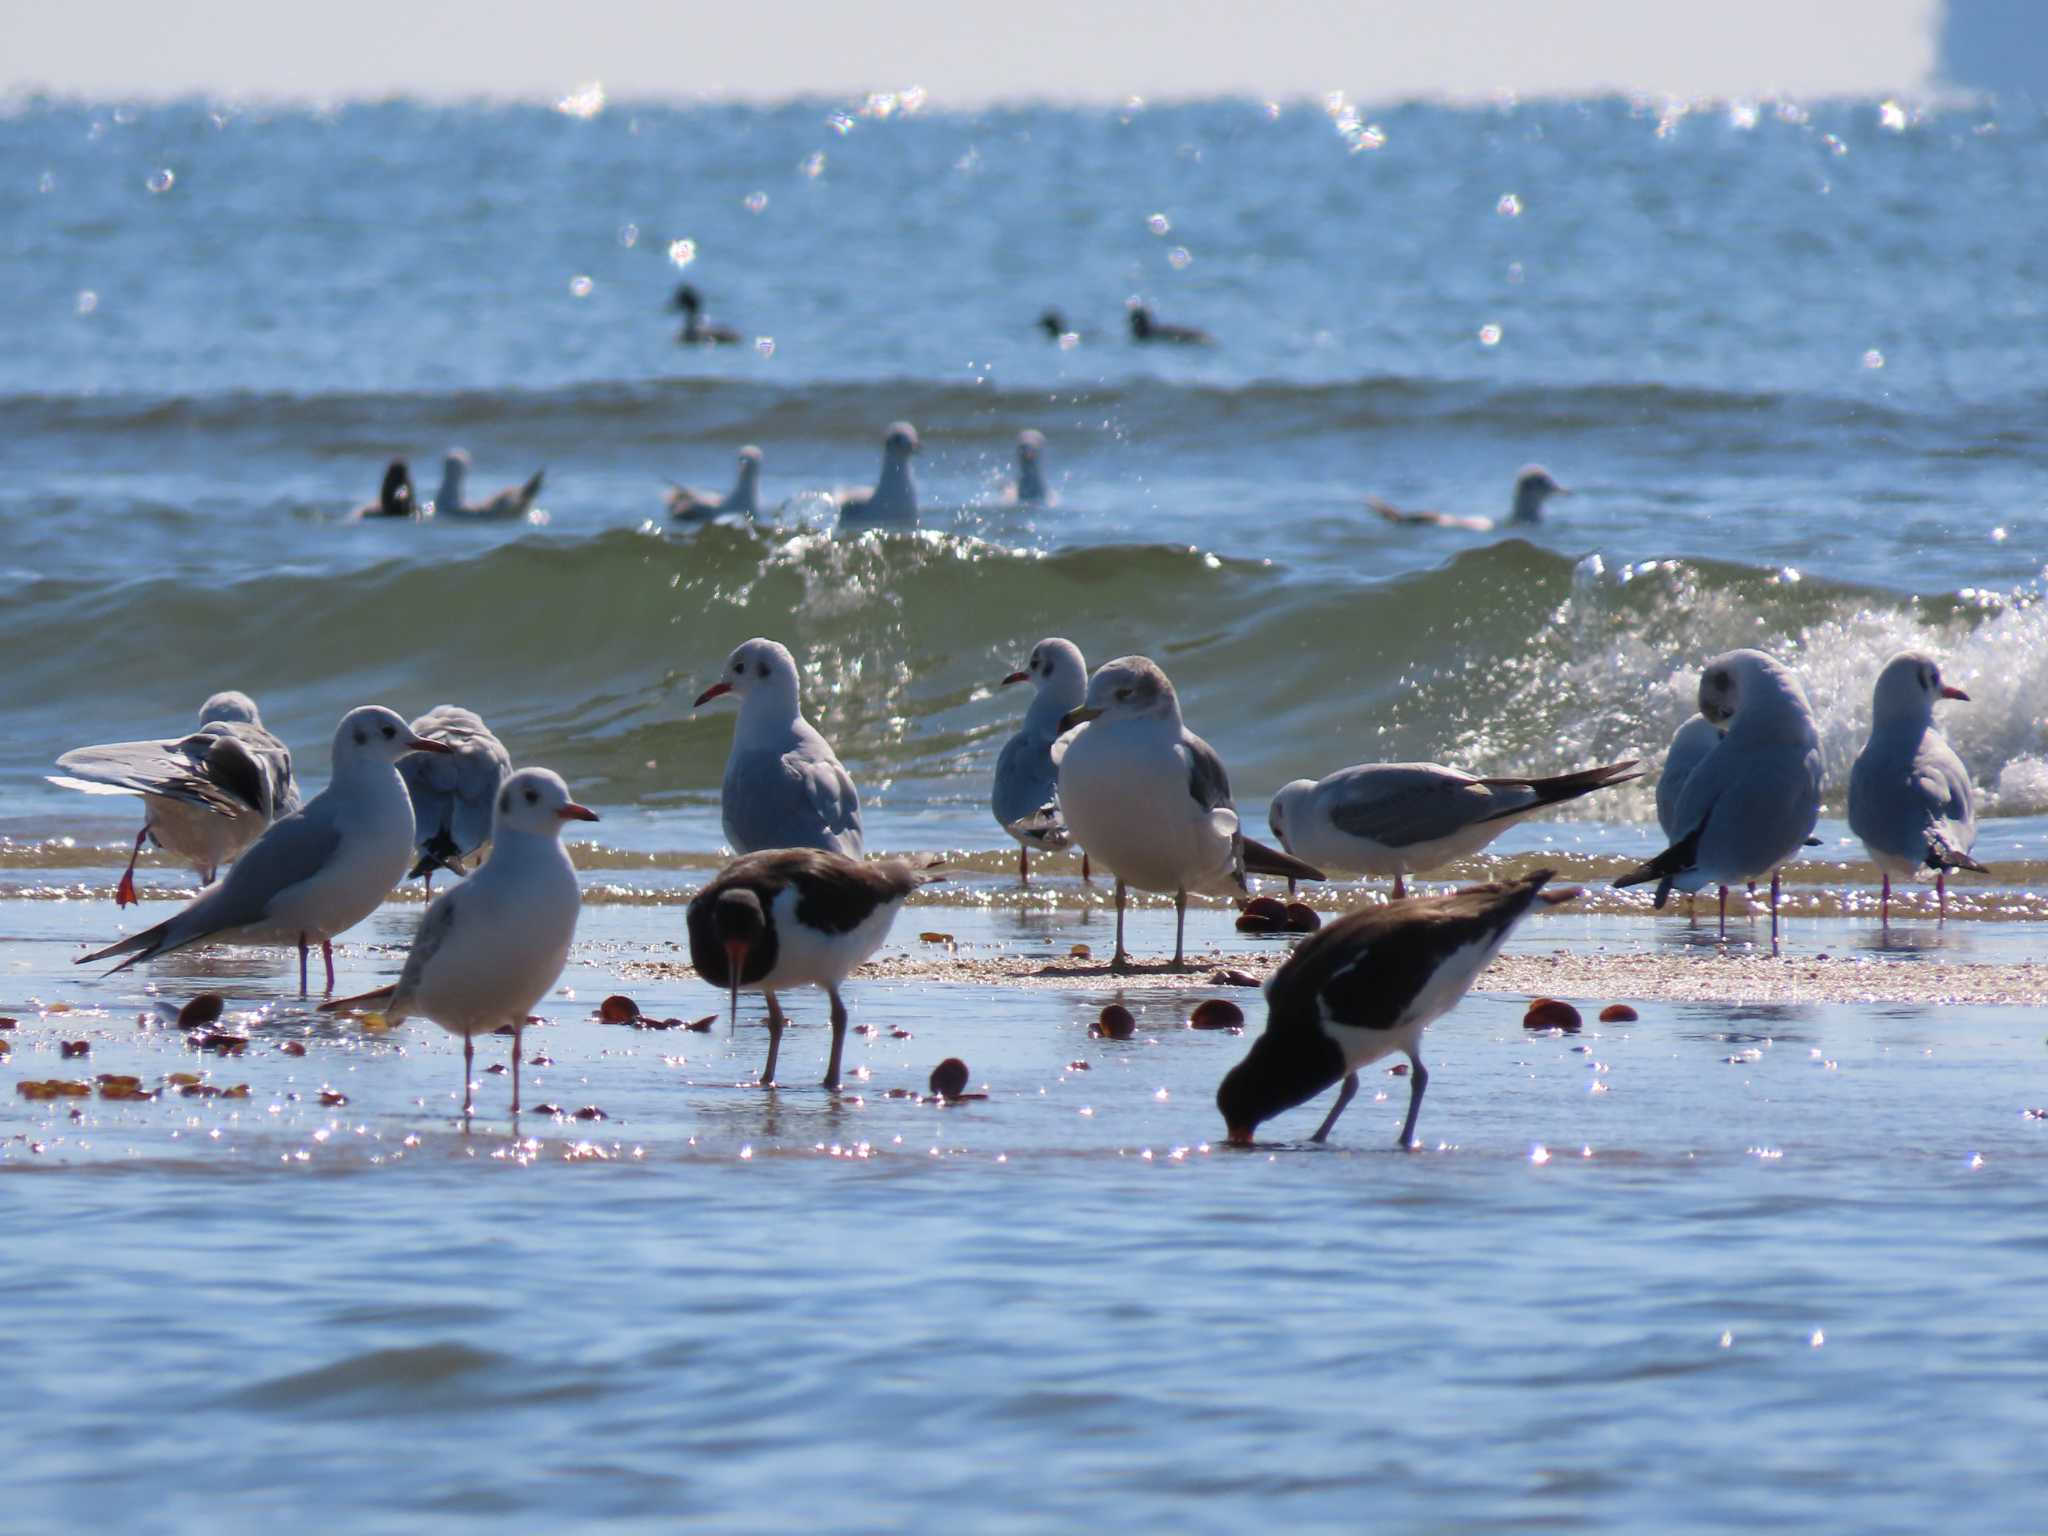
(1613, 822), (1705, 910)
(319, 985), (398, 1015)
(1476, 759), (1643, 823)
(1926, 835), (1988, 875)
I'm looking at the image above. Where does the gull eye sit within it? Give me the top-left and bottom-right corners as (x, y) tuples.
(524, 789), (538, 804)
(1116, 687), (1133, 701)
(382, 725), (396, 739)
(352, 729), (366, 746)
(733, 661), (743, 673)
(756, 663), (769, 679)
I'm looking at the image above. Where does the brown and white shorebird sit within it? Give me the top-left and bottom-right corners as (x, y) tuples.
(687, 849), (939, 1090)
(1217, 870), (1577, 1148)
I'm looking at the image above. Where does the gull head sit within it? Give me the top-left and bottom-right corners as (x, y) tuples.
(1872, 650), (1968, 725)
(495, 766), (599, 838)
(1268, 779), (1316, 851)
(1511, 465), (1568, 522)
(674, 284), (703, 313)
(379, 459), (414, 515)
(334, 705), (451, 767)
(1062, 655), (1179, 732)
(1127, 303), (1155, 339)
(737, 445), (763, 473)
(1696, 649), (1813, 734)
(1017, 429), (1045, 464)
(1039, 309), (1067, 338)
(1004, 636), (1086, 698)
(883, 422), (920, 460)
(199, 691), (262, 728)
(695, 637), (801, 711)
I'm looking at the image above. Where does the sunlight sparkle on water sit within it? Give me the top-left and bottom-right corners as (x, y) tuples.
(667, 239), (696, 269)
(554, 83), (605, 119)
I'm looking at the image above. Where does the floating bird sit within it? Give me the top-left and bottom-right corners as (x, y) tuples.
(837, 422), (920, 523)
(399, 706), (513, 890)
(1217, 870), (1576, 1147)
(1370, 466), (1569, 532)
(674, 283), (743, 346)
(992, 637), (1088, 882)
(433, 450), (544, 520)
(1615, 650), (1823, 951)
(52, 691), (299, 907)
(1848, 651), (1986, 923)
(350, 460), (416, 520)
(667, 445), (763, 521)
(76, 706), (447, 993)
(1039, 309), (1079, 342)
(687, 849), (939, 1089)
(1054, 656), (1322, 969)
(1008, 429), (1053, 507)
(1267, 759), (1639, 899)
(322, 767), (596, 1117)
(695, 637), (863, 858)
(1128, 303), (1212, 345)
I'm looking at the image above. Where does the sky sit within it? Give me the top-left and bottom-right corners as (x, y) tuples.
(2, 0), (1940, 104)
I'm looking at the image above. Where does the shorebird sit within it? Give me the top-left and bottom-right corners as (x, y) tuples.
(1370, 465), (1569, 531)
(323, 767), (596, 1116)
(433, 450), (543, 519)
(76, 706), (447, 993)
(399, 705), (513, 890)
(694, 637), (863, 858)
(1848, 651), (1985, 923)
(1615, 650), (1823, 952)
(1054, 655), (1322, 968)
(837, 422), (920, 523)
(667, 445), (763, 521)
(1267, 758), (1639, 898)
(1127, 303), (1212, 345)
(351, 460), (416, 519)
(687, 849), (939, 1089)
(52, 691), (299, 907)
(992, 637), (1088, 882)
(1217, 870), (1577, 1147)
(674, 283), (743, 345)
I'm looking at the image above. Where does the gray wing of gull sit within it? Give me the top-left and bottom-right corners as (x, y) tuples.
(56, 725), (276, 817)
(389, 892), (461, 1020)
(993, 727), (1064, 839)
(1321, 764), (1498, 848)
(725, 729), (864, 859)
(1674, 737), (1822, 882)
(149, 801), (346, 951)
(401, 708), (512, 866)
(1657, 718), (1721, 840)
(1850, 725), (1976, 865)
(1182, 729), (1235, 813)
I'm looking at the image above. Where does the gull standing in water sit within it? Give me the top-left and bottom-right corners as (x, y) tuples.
(1615, 650), (1823, 951)
(53, 691), (299, 907)
(992, 637), (1088, 882)
(694, 638), (863, 858)
(350, 460), (416, 520)
(1055, 656), (1322, 969)
(667, 446), (763, 521)
(1370, 466), (1569, 531)
(1007, 430), (1053, 507)
(433, 450), (544, 520)
(837, 423), (919, 523)
(674, 284), (743, 346)
(1848, 651), (1985, 923)
(399, 706), (513, 890)
(76, 706), (449, 994)
(323, 768), (596, 1117)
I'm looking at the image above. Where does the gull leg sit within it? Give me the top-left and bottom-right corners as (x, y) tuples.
(1717, 887), (1727, 940)
(823, 986), (849, 1090)
(116, 825), (148, 908)
(1019, 844), (1029, 883)
(1938, 869), (1948, 923)
(761, 992), (785, 1087)
(1397, 1057), (1430, 1149)
(298, 932), (309, 995)
(462, 1033), (475, 1119)
(322, 940), (335, 994)
(1770, 871), (1782, 955)
(1393, 872), (1407, 901)
(511, 1017), (523, 1114)
(1173, 888), (1187, 969)
(1287, 878), (1297, 899)
(1082, 852), (1092, 882)
(1881, 872), (1890, 927)
(1111, 879), (1131, 973)
(1310, 1072), (1359, 1143)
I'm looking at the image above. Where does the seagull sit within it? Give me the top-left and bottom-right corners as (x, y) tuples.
(687, 849), (939, 1089)
(674, 283), (743, 346)
(1370, 466), (1569, 532)
(1217, 870), (1577, 1148)
(992, 637), (1088, 882)
(52, 691), (299, 907)
(667, 445), (763, 522)
(1007, 430), (1053, 507)
(399, 705), (513, 891)
(1267, 759), (1639, 899)
(694, 638), (863, 858)
(1848, 651), (1986, 923)
(1658, 715), (1729, 922)
(1615, 649), (1823, 951)
(1039, 309), (1080, 343)
(433, 450), (544, 520)
(1054, 656), (1323, 969)
(1128, 303), (1212, 345)
(321, 768), (596, 1117)
(350, 460), (416, 520)
(837, 423), (919, 523)
(75, 706), (450, 994)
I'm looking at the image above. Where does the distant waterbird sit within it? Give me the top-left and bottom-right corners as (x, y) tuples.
(1127, 302), (1213, 345)
(350, 459), (416, 520)
(1371, 465), (1569, 531)
(667, 445), (763, 521)
(674, 283), (743, 346)
(836, 422), (920, 523)
(433, 449), (544, 520)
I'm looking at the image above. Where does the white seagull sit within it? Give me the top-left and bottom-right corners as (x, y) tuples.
(836, 423), (919, 523)
(1217, 871), (1578, 1147)
(52, 691), (300, 907)
(1054, 655), (1323, 969)
(694, 638), (863, 858)
(399, 705), (513, 890)
(433, 449), (544, 520)
(323, 767), (597, 1116)
(1615, 649), (1823, 951)
(76, 706), (450, 994)
(1370, 465), (1569, 532)
(1848, 651), (1986, 923)
(1267, 758), (1639, 899)
(667, 446), (763, 522)
(687, 849), (940, 1089)
(992, 637), (1088, 882)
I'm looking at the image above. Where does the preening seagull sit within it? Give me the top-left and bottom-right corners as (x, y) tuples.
(399, 705), (513, 889)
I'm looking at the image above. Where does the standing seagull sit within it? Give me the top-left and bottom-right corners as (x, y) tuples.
(433, 450), (544, 520)
(667, 446), (763, 521)
(837, 423), (920, 523)
(694, 638), (863, 858)
(674, 284), (743, 346)
(322, 768), (596, 1117)
(1217, 871), (1577, 1148)
(399, 706), (513, 890)
(75, 706), (449, 994)
(688, 849), (938, 1089)
(1614, 650), (1823, 951)
(992, 637), (1088, 882)
(1848, 651), (1985, 923)
(52, 691), (299, 907)
(1267, 758), (1638, 899)
(1055, 656), (1322, 969)
(1370, 466), (1569, 532)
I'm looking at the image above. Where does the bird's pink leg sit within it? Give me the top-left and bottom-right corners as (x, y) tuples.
(116, 825), (148, 908)
(1938, 869), (1948, 923)
(1082, 852), (1092, 882)
(1717, 887), (1727, 939)
(1770, 871), (1782, 955)
(1019, 844), (1028, 883)
(1881, 873), (1890, 927)
(298, 933), (309, 995)
(511, 1018), (523, 1114)
(1393, 872), (1407, 901)
(462, 1034), (475, 1119)
(322, 940), (335, 994)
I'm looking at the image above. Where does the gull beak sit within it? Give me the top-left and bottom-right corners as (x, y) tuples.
(1059, 704), (1103, 732)
(1941, 685), (1971, 701)
(406, 735), (454, 753)
(1001, 670), (1029, 687)
(694, 681), (733, 708)
(557, 804), (600, 822)
(1551, 484), (1573, 496)
(723, 940), (749, 1033)
(1224, 1125), (1255, 1147)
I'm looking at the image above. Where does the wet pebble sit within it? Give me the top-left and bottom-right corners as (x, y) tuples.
(279, 1040), (308, 1057)
(1210, 968), (1262, 988)
(1093, 1004), (1137, 1040)
(1283, 902), (1322, 933)
(928, 1058), (971, 1100)
(1523, 998), (1582, 1032)
(1599, 1004), (1639, 1023)
(59, 1040), (90, 1059)
(599, 995), (640, 1024)
(1188, 999), (1244, 1030)
(1235, 896), (1288, 933)
(177, 993), (226, 1030)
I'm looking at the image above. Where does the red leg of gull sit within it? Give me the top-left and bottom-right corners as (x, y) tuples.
(116, 826), (148, 908)
(1770, 871), (1782, 955)
(1019, 845), (1029, 883)
(1082, 852), (1091, 882)
(511, 1018), (523, 1114)
(1881, 873), (1890, 927)
(298, 933), (310, 995)
(1393, 872), (1407, 901)
(1938, 869), (1948, 923)
(322, 940), (335, 994)
(1717, 887), (1727, 940)
(462, 1034), (475, 1119)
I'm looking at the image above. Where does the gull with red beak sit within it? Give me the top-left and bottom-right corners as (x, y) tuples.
(1848, 651), (1986, 923)
(323, 768), (597, 1117)
(991, 636), (1087, 882)
(76, 706), (453, 994)
(694, 638), (863, 858)
(686, 849), (940, 1089)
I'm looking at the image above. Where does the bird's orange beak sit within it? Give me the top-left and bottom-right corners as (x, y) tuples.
(1001, 670), (1029, 686)
(723, 940), (748, 1031)
(557, 804), (600, 822)
(1941, 685), (1970, 701)
(406, 736), (454, 753)
(694, 681), (732, 708)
